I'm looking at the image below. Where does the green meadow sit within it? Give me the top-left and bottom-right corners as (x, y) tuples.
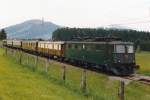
(0, 48), (150, 100)
(0, 48), (87, 100)
(136, 52), (150, 76)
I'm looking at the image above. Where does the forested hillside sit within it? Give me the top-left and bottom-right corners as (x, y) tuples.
(52, 28), (150, 51)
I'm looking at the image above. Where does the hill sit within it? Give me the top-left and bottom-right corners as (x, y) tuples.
(5, 20), (60, 39)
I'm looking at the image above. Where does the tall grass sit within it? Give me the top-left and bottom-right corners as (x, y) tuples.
(0, 48), (89, 100)
(136, 52), (150, 76)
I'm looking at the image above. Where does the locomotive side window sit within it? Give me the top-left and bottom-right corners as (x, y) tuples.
(127, 45), (134, 53)
(78, 44), (82, 50)
(115, 45), (125, 53)
(75, 44), (78, 49)
(71, 44), (75, 49)
(87, 45), (92, 51)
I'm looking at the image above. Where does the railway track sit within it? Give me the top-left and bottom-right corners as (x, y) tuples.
(123, 74), (150, 85)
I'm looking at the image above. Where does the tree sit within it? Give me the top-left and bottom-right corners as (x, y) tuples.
(0, 29), (7, 40)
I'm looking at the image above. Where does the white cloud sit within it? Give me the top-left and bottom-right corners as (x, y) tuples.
(0, 0), (149, 31)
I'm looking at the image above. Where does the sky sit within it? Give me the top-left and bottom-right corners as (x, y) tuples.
(0, 0), (150, 31)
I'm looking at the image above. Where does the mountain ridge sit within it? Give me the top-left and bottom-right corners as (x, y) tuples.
(5, 19), (60, 39)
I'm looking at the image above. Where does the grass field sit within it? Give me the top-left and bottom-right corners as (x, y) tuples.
(136, 52), (150, 75)
(0, 48), (88, 100)
(0, 48), (150, 100)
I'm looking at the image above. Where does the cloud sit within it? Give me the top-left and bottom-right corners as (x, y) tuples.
(0, 0), (149, 31)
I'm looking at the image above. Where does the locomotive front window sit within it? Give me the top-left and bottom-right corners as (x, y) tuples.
(115, 45), (125, 53)
(127, 45), (134, 53)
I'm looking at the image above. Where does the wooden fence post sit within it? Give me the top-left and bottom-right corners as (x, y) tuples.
(14, 49), (16, 61)
(62, 65), (66, 81)
(118, 81), (125, 100)
(45, 58), (49, 73)
(5, 47), (7, 56)
(7, 48), (9, 55)
(13, 49), (15, 57)
(10, 48), (13, 56)
(8, 48), (10, 56)
(16, 49), (19, 61)
(27, 53), (29, 65)
(19, 50), (22, 64)
(34, 55), (38, 71)
(81, 67), (87, 93)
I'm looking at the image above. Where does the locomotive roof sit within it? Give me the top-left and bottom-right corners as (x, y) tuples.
(65, 41), (133, 45)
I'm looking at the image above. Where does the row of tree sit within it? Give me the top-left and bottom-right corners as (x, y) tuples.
(52, 28), (150, 51)
(0, 29), (7, 40)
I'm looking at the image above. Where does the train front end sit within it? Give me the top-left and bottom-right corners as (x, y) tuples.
(112, 42), (139, 76)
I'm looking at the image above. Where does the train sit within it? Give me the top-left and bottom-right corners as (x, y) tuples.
(2, 38), (139, 76)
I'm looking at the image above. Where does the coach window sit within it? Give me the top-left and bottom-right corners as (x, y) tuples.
(115, 45), (125, 53)
(45, 43), (47, 49)
(59, 45), (61, 50)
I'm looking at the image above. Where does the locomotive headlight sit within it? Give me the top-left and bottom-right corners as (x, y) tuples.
(83, 44), (85, 49)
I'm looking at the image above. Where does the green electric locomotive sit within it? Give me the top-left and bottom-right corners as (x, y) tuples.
(64, 41), (137, 75)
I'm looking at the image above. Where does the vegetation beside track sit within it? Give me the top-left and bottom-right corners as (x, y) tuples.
(136, 51), (150, 76)
(0, 48), (150, 100)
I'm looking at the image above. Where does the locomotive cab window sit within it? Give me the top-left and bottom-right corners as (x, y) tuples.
(127, 45), (134, 53)
(115, 45), (125, 53)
